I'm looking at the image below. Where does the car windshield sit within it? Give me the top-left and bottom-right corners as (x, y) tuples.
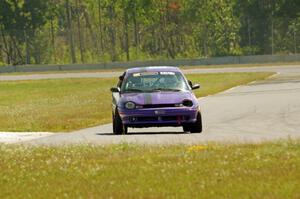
(121, 71), (189, 93)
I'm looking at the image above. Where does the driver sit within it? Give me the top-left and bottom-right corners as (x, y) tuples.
(127, 76), (142, 90)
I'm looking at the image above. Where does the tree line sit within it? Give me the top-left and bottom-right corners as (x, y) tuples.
(0, 0), (299, 65)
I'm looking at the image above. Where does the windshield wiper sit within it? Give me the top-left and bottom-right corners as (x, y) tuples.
(123, 88), (144, 93)
(151, 88), (182, 92)
(124, 88), (182, 93)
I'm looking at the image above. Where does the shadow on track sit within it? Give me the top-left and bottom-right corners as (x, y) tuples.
(96, 131), (186, 136)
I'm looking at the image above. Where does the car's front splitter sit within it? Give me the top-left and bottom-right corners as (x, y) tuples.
(119, 107), (198, 126)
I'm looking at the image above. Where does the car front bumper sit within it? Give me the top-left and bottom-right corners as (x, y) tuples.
(118, 107), (198, 127)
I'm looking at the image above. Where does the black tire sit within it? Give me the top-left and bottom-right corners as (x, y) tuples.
(189, 112), (202, 133)
(182, 125), (191, 132)
(113, 110), (127, 135)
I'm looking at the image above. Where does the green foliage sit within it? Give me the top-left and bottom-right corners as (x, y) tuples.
(0, 0), (50, 64)
(0, 0), (299, 65)
(235, 0), (300, 54)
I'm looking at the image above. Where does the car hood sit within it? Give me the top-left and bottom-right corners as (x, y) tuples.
(120, 91), (196, 105)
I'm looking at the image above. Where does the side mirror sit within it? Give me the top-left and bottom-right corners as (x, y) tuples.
(110, 87), (120, 92)
(192, 84), (200, 90)
(119, 76), (124, 81)
(188, 80), (193, 88)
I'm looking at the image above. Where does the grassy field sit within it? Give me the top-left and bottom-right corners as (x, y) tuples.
(0, 141), (299, 198)
(182, 61), (300, 69)
(0, 72), (273, 132)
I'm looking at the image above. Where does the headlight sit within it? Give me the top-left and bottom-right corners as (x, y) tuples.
(182, 100), (193, 107)
(174, 103), (183, 107)
(125, 101), (136, 109)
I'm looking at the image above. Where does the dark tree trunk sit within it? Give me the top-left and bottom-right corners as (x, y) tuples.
(294, 29), (297, 54)
(0, 30), (4, 64)
(98, 0), (104, 54)
(66, 0), (77, 63)
(24, 30), (30, 64)
(76, 0), (84, 63)
(83, 10), (98, 53)
(123, 10), (130, 61)
(132, 8), (139, 56)
(10, 35), (23, 65)
(247, 16), (251, 46)
(33, 42), (41, 64)
(50, 17), (56, 63)
(0, 29), (11, 64)
(107, 4), (117, 61)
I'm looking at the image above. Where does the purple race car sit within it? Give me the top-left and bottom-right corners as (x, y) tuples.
(110, 66), (202, 134)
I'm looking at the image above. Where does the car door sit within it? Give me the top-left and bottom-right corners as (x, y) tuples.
(112, 72), (126, 114)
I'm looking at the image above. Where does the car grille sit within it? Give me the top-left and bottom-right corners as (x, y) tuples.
(137, 117), (158, 122)
(130, 116), (190, 122)
(142, 104), (176, 108)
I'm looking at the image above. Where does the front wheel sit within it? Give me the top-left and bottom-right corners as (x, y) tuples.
(183, 125), (191, 132)
(183, 113), (202, 133)
(113, 110), (127, 135)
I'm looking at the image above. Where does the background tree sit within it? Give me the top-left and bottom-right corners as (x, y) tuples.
(0, 0), (299, 66)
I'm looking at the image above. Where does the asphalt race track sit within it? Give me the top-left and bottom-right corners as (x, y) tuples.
(1, 65), (300, 145)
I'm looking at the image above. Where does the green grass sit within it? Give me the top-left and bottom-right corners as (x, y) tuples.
(0, 141), (299, 198)
(182, 61), (300, 70)
(187, 73), (273, 97)
(0, 72), (273, 132)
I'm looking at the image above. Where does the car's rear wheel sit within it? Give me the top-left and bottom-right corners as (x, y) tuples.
(113, 110), (127, 135)
(183, 112), (202, 133)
